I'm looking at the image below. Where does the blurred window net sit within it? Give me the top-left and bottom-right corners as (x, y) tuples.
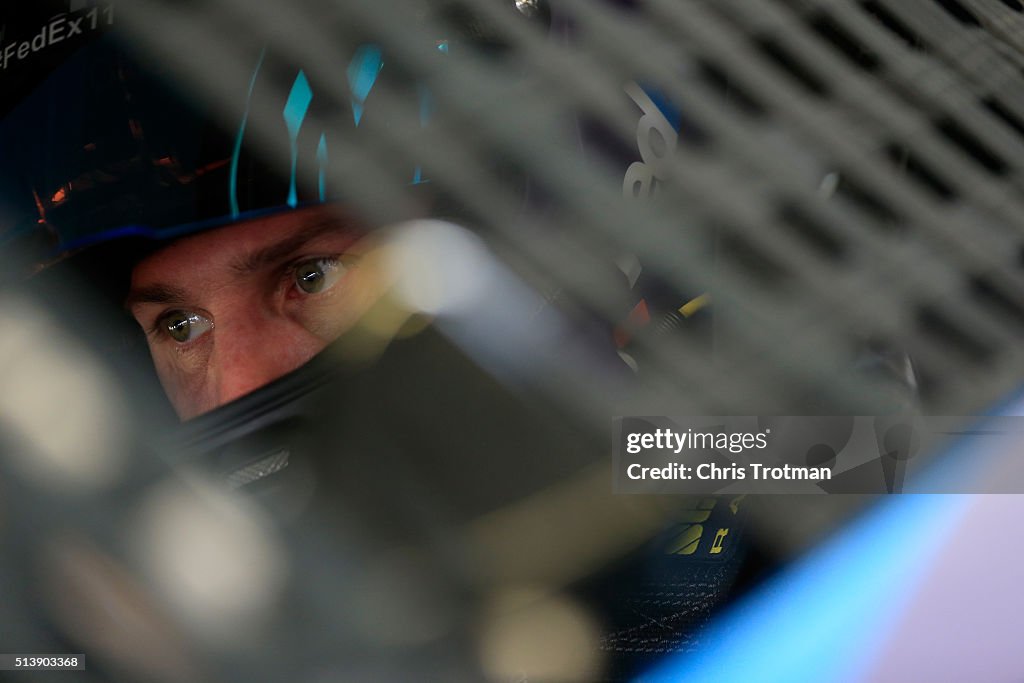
(109, 0), (1024, 416)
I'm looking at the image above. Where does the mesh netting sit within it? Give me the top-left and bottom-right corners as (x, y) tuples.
(106, 0), (1024, 417)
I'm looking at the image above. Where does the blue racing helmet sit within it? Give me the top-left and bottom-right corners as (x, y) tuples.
(0, 0), (552, 282)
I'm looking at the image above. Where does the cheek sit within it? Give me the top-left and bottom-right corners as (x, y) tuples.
(279, 330), (331, 373)
(294, 269), (383, 341)
(148, 343), (215, 419)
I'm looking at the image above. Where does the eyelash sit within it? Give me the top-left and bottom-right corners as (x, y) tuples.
(148, 311), (214, 347)
(283, 254), (343, 298)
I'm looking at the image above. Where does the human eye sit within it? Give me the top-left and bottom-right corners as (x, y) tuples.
(291, 255), (351, 295)
(155, 310), (214, 344)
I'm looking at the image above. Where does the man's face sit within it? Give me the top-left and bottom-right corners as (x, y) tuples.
(127, 206), (375, 420)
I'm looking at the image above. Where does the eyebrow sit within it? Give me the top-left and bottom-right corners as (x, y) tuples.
(124, 282), (190, 308)
(124, 213), (364, 310)
(229, 215), (361, 275)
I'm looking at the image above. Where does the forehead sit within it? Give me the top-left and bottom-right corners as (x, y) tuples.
(131, 205), (361, 285)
